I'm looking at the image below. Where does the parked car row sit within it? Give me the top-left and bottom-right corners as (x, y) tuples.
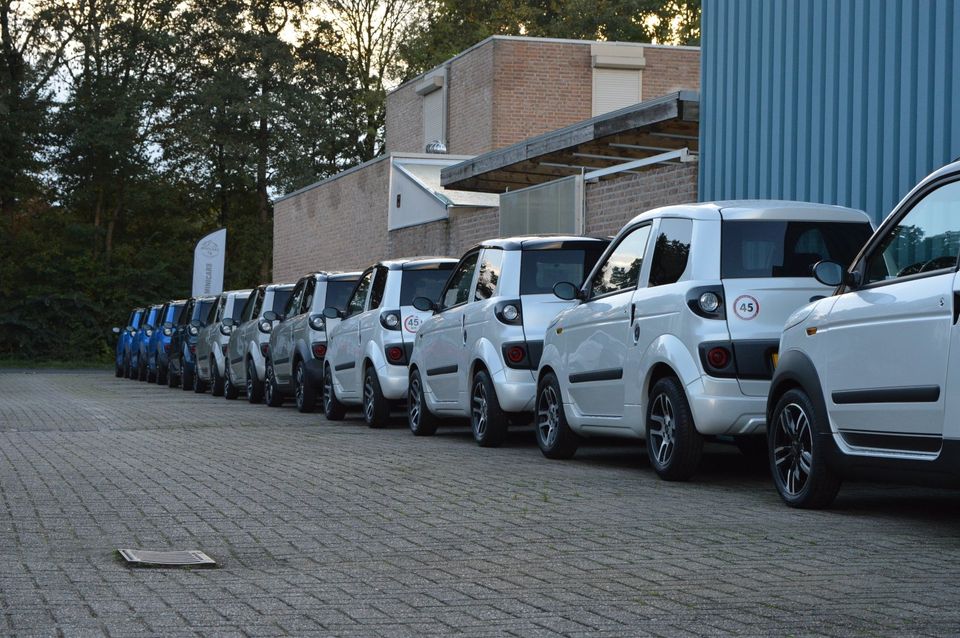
(114, 161), (960, 509)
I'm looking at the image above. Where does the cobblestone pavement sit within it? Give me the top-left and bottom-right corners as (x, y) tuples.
(1, 370), (959, 637)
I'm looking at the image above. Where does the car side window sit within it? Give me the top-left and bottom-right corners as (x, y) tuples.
(590, 224), (652, 298)
(475, 249), (503, 301)
(441, 251), (480, 309)
(248, 289), (263, 321)
(347, 270), (373, 316)
(300, 278), (316, 314)
(285, 281), (304, 318)
(210, 298), (223, 323)
(369, 266), (388, 310)
(179, 302), (192, 325)
(865, 180), (960, 284)
(648, 219), (693, 287)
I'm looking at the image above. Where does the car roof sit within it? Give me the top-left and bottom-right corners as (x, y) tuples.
(624, 200), (871, 226)
(303, 271), (362, 282)
(379, 256), (458, 270)
(168, 299), (188, 305)
(265, 282), (295, 291)
(476, 235), (610, 251)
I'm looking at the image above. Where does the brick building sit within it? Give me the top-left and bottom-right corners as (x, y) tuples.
(273, 36), (700, 280)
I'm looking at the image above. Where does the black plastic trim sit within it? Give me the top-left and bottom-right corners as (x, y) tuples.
(427, 364), (458, 376)
(839, 431), (942, 453)
(569, 368), (623, 384)
(334, 361), (355, 371)
(832, 386), (941, 404)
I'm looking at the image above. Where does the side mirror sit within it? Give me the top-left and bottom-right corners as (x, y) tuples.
(111, 327), (121, 335)
(412, 297), (437, 312)
(812, 260), (844, 287)
(222, 317), (235, 327)
(262, 310), (278, 322)
(162, 321), (174, 329)
(552, 281), (581, 301)
(323, 306), (344, 320)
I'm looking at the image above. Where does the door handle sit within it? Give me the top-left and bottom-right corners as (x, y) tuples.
(630, 303), (636, 325)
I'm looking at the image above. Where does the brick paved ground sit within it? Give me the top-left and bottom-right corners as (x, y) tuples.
(1, 370), (959, 637)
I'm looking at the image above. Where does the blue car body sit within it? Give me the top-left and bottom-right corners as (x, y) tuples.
(169, 296), (216, 389)
(147, 300), (187, 383)
(131, 305), (162, 380)
(115, 307), (144, 377)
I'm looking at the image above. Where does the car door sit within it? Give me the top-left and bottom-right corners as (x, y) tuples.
(419, 251), (480, 404)
(331, 269), (373, 398)
(358, 265), (389, 377)
(562, 223), (654, 420)
(819, 179), (960, 440)
(273, 279), (304, 384)
(290, 277), (316, 364)
(458, 248), (502, 410)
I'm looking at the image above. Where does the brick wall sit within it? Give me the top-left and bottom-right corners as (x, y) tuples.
(642, 46), (700, 99)
(446, 41), (495, 155)
(273, 157), (392, 279)
(387, 206), (500, 259)
(584, 163), (699, 237)
(490, 39), (594, 149)
(385, 81), (423, 154)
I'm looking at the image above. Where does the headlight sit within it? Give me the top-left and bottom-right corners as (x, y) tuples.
(145, 329), (153, 337)
(258, 320), (272, 333)
(698, 292), (720, 313)
(188, 325), (199, 336)
(162, 327), (173, 337)
(308, 315), (325, 331)
(379, 311), (401, 330)
(220, 324), (233, 336)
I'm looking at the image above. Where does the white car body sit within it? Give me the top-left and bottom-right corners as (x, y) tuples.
(409, 236), (609, 444)
(324, 257), (457, 424)
(267, 271), (361, 411)
(196, 289), (252, 388)
(537, 201), (873, 470)
(226, 283), (295, 399)
(768, 161), (960, 507)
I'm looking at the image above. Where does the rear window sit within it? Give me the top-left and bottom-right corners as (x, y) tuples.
(194, 300), (214, 321)
(400, 267), (454, 306)
(167, 304), (184, 324)
(520, 247), (607, 295)
(721, 221), (872, 278)
(271, 290), (292, 314)
(324, 281), (357, 311)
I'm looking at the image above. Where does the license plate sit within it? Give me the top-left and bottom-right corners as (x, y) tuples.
(771, 352), (779, 368)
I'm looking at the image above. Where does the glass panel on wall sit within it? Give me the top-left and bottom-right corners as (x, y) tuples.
(499, 175), (582, 236)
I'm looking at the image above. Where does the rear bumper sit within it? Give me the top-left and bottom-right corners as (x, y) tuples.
(685, 376), (767, 435)
(377, 363), (409, 401)
(492, 367), (537, 413)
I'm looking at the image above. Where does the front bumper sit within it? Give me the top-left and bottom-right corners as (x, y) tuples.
(685, 375), (767, 436)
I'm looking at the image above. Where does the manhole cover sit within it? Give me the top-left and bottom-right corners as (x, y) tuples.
(118, 548), (216, 567)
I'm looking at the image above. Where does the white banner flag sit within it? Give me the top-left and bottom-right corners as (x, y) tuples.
(192, 228), (226, 297)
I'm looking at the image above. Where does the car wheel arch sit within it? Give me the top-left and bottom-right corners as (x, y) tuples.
(766, 350), (829, 428)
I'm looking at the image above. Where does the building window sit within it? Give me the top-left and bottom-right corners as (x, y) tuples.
(591, 43), (645, 116)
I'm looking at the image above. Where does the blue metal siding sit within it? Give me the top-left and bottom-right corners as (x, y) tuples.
(700, 0), (960, 222)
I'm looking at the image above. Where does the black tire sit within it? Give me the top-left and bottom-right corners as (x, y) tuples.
(166, 364), (178, 388)
(535, 371), (580, 459)
(181, 362), (194, 391)
(193, 365), (207, 393)
(123, 355), (132, 379)
(246, 358), (264, 404)
(471, 369), (507, 447)
(294, 360), (316, 413)
(322, 364), (347, 421)
(138, 357), (147, 382)
(156, 358), (167, 385)
(362, 366), (390, 428)
(115, 361), (123, 378)
(147, 359), (157, 383)
(769, 388), (841, 509)
(210, 357), (225, 397)
(223, 366), (239, 400)
(265, 361), (284, 407)
(407, 368), (438, 436)
(646, 376), (703, 481)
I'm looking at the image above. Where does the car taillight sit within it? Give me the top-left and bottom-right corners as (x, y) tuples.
(707, 347), (730, 369)
(386, 346), (404, 364)
(163, 343), (172, 353)
(222, 345), (228, 356)
(506, 345), (526, 364)
(312, 342), (327, 358)
(189, 345), (196, 354)
(260, 343), (270, 358)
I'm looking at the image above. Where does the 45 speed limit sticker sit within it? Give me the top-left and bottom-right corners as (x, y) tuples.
(733, 295), (759, 320)
(403, 314), (422, 333)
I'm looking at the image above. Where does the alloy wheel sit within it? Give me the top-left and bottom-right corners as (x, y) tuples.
(409, 377), (422, 428)
(246, 361), (254, 397)
(648, 392), (676, 466)
(295, 364), (304, 409)
(265, 364), (275, 404)
(363, 376), (375, 422)
(472, 381), (488, 438)
(323, 368), (333, 413)
(773, 402), (813, 496)
(537, 384), (561, 448)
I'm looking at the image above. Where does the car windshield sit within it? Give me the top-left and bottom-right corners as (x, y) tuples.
(167, 304), (184, 324)
(325, 281), (357, 311)
(271, 290), (293, 314)
(520, 247), (607, 294)
(721, 221), (873, 278)
(195, 300), (215, 321)
(400, 267), (454, 306)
